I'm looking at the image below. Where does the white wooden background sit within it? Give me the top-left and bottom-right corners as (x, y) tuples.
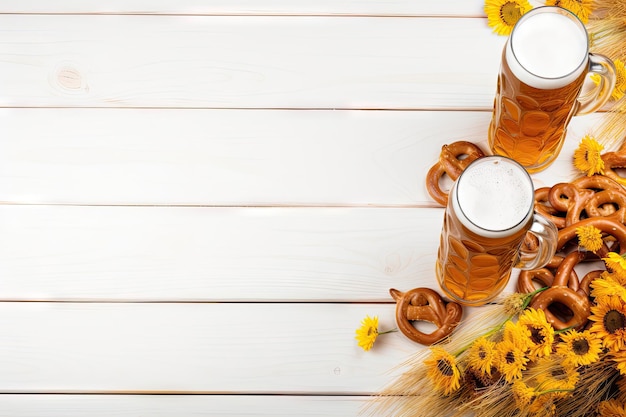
(0, 1), (607, 415)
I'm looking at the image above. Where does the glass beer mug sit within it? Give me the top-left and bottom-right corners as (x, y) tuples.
(488, 6), (616, 173)
(436, 156), (558, 306)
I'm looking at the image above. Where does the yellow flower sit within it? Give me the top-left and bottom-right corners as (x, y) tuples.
(496, 339), (529, 382)
(466, 336), (497, 376)
(556, 329), (603, 366)
(484, 0), (533, 36)
(529, 394), (557, 416)
(589, 296), (626, 352)
(503, 319), (532, 351)
(576, 224), (604, 252)
(598, 399), (626, 416)
(545, 0), (593, 24)
(591, 273), (626, 303)
(573, 135), (605, 176)
(533, 355), (579, 394)
(424, 347), (461, 395)
(355, 315), (378, 351)
(604, 252), (626, 283)
(614, 59), (626, 101)
(517, 308), (555, 358)
(611, 350), (626, 376)
(592, 58), (626, 101)
(512, 380), (536, 407)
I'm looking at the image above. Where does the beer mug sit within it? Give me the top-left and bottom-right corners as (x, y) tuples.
(488, 6), (616, 173)
(436, 156), (558, 306)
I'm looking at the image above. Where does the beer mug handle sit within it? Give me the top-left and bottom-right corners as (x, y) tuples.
(516, 214), (558, 270)
(576, 53), (617, 116)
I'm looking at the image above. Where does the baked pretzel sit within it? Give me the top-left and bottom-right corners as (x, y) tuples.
(535, 187), (567, 229)
(602, 151), (626, 187)
(557, 217), (626, 257)
(533, 175), (626, 229)
(426, 141), (485, 206)
(389, 287), (462, 345)
(529, 251), (591, 330)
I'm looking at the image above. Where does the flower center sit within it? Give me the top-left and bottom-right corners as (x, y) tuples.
(551, 368), (566, 380)
(437, 359), (455, 377)
(530, 327), (545, 345)
(479, 349), (487, 360)
(505, 351), (516, 364)
(500, 2), (522, 26)
(604, 309), (626, 333)
(572, 338), (590, 355)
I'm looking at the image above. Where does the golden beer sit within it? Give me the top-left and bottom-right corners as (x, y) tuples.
(488, 7), (616, 173)
(436, 157), (557, 306)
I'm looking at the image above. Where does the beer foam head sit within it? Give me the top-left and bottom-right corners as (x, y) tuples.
(453, 156), (533, 237)
(506, 7), (588, 89)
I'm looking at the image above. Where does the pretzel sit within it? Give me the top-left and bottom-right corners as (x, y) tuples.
(533, 175), (626, 229)
(389, 288), (463, 345)
(535, 187), (567, 229)
(602, 151), (626, 187)
(557, 217), (626, 257)
(426, 141), (485, 206)
(529, 251), (591, 330)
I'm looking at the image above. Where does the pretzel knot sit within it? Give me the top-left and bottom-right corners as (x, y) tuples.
(389, 288), (462, 345)
(521, 252), (591, 330)
(426, 141), (485, 206)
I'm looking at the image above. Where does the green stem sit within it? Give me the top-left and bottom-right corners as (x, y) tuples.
(554, 326), (575, 335)
(378, 328), (398, 335)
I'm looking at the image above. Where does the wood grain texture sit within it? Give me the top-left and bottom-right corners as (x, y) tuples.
(0, 205), (444, 301)
(0, 302), (418, 394)
(0, 0), (487, 16)
(0, 0), (550, 16)
(0, 395), (368, 417)
(0, 108), (595, 206)
(0, 15), (505, 109)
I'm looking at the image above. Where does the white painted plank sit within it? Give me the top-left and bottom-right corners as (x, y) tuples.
(0, 395), (367, 417)
(0, 109), (596, 206)
(0, 0), (487, 16)
(0, 205), (444, 301)
(0, 302), (418, 393)
(0, 15), (505, 109)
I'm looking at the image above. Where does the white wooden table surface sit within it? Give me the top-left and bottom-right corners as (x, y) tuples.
(0, 1), (606, 415)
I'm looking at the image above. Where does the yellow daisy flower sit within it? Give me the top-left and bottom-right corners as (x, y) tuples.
(517, 308), (555, 358)
(576, 224), (604, 252)
(589, 296), (626, 352)
(556, 329), (603, 366)
(355, 315), (378, 351)
(604, 252), (626, 283)
(573, 135), (605, 176)
(598, 399), (626, 416)
(512, 380), (536, 407)
(613, 59), (626, 101)
(533, 355), (579, 394)
(484, 0), (533, 36)
(466, 336), (497, 376)
(424, 347), (461, 395)
(545, 0), (594, 24)
(496, 339), (529, 382)
(591, 273), (626, 303)
(529, 394), (557, 416)
(611, 350), (626, 376)
(503, 319), (532, 351)
(592, 58), (626, 101)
